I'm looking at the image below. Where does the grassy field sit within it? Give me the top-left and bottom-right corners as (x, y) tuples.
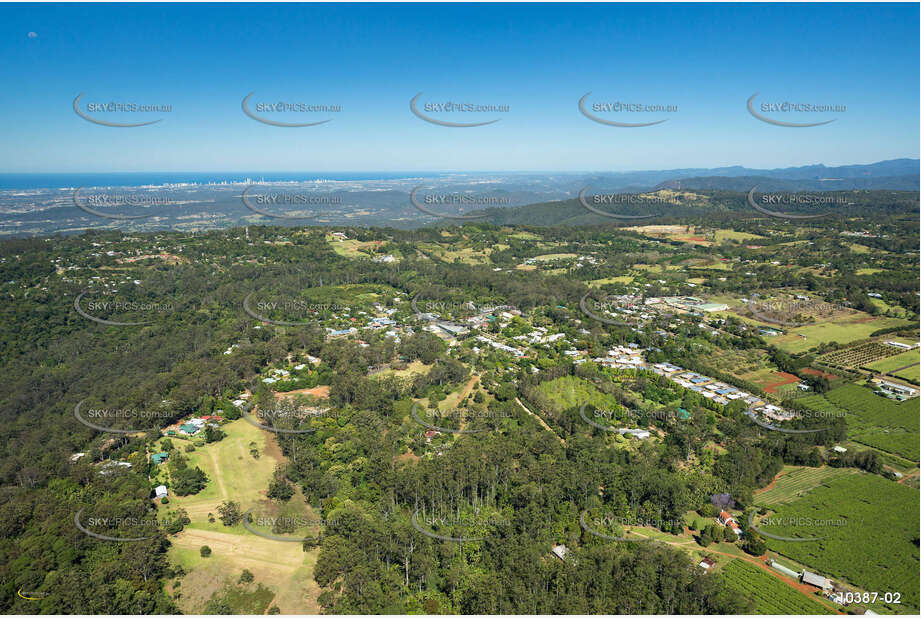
(327, 236), (387, 259)
(799, 384), (919, 461)
(505, 230), (541, 240)
(869, 297), (911, 318)
(865, 349), (919, 373)
(712, 348), (773, 377)
(719, 560), (834, 614)
(714, 229), (765, 243)
(588, 275), (634, 286)
(759, 472), (920, 613)
(754, 466), (859, 507)
(535, 375), (622, 415)
(371, 359), (431, 379)
(531, 252), (578, 261)
(847, 242), (874, 254)
(893, 364), (920, 382)
(294, 282), (398, 308)
(165, 419), (322, 613)
(774, 316), (915, 354)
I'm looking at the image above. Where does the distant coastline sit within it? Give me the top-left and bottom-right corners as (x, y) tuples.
(0, 172), (447, 190)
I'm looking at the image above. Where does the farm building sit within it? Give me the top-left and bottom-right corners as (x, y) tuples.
(873, 379), (918, 401)
(767, 558), (800, 579)
(801, 570), (832, 590)
(150, 452), (169, 464)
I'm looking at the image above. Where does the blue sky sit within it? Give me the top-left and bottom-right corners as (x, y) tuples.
(0, 2), (918, 172)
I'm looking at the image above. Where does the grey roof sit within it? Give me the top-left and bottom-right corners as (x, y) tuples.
(801, 570), (828, 588)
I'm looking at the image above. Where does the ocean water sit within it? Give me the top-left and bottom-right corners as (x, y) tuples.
(0, 172), (445, 190)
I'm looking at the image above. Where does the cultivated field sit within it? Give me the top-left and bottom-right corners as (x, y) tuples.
(754, 466), (860, 507)
(819, 342), (907, 371)
(719, 559), (833, 614)
(759, 473), (920, 613)
(799, 384), (919, 461)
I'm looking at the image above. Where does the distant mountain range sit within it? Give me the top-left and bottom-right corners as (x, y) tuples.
(581, 159), (919, 193)
(0, 159), (916, 237)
